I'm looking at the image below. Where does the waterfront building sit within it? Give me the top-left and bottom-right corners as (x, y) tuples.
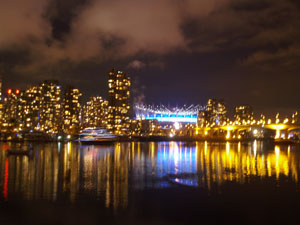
(206, 99), (227, 125)
(128, 119), (142, 136)
(0, 76), (3, 126)
(197, 110), (210, 127)
(141, 119), (160, 136)
(1, 89), (21, 132)
(234, 105), (253, 124)
(81, 96), (108, 128)
(292, 111), (298, 124)
(20, 85), (41, 131)
(0, 102), (3, 127)
(0, 74), (2, 102)
(63, 86), (82, 134)
(107, 69), (131, 134)
(39, 80), (62, 133)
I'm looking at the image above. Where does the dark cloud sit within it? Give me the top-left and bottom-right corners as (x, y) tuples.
(230, 0), (271, 12)
(45, 0), (91, 40)
(0, 0), (300, 116)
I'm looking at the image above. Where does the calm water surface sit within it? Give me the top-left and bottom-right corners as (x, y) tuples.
(1, 141), (300, 224)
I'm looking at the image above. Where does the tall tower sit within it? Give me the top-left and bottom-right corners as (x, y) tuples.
(39, 80), (61, 133)
(0, 75), (3, 124)
(81, 96), (108, 128)
(234, 105), (253, 124)
(22, 85), (41, 130)
(63, 86), (82, 134)
(2, 89), (21, 132)
(107, 69), (131, 134)
(206, 99), (227, 126)
(0, 74), (2, 102)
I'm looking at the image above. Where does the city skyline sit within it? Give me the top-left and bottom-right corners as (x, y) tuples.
(0, 71), (299, 143)
(1, 74), (299, 120)
(2, 1), (300, 225)
(0, 0), (300, 117)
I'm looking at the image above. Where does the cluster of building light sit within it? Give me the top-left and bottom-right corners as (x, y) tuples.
(107, 69), (131, 134)
(0, 69), (132, 137)
(234, 105), (253, 123)
(0, 72), (299, 140)
(132, 98), (300, 141)
(197, 99), (227, 127)
(39, 81), (62, 133)
(0, 81), (62, 134)
(0, 81), (81, 134)
(63, 86), (82, 134)
(81, 96), (108, 128)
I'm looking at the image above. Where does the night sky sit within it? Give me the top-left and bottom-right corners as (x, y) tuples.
(1, 0), (300, 117)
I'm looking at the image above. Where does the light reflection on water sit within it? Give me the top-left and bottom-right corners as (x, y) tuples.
(0, 141), (299, 209)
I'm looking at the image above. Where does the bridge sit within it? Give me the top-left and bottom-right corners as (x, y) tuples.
(197, 123), (300, 140)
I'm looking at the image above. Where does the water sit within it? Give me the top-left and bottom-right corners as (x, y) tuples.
(0, 141), (300, 224)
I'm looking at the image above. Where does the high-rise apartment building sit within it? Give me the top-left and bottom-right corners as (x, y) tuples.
(0, 75), (3, 125)
(81, 96), (108, 128)
(15, 86), (39, 131)
(27, 86), (41, 129)
(20, 85), (42, 130)
(0, 74), (2, 102)
(39, 80), (61, 133)
(197, 110), (210, 127)
(206, 99), (227, 125)
(63, 86), (82, 134)
(234, 105), (253, 124)
(1, 89), (21, 131)
(107, 69), (130, 134)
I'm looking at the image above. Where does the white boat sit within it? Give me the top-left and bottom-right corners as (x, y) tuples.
(75, 127), (118, 143)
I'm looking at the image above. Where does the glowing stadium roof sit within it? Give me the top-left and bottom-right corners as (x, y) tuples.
(135, 104), (203, 123)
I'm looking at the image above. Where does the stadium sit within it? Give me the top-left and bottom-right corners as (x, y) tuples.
(135, 104), (203, 123)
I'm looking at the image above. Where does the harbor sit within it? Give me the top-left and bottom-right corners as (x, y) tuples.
(1, 0), (300, 223)
(1, 141), (300, 224)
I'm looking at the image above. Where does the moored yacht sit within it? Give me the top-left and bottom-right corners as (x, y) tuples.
(75, 127), (118, 143)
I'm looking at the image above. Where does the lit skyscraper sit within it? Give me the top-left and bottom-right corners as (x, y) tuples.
(81, 96), (108, 128)
(21, 85), (41, 130)
(107, 69), (131, 134)
(234, 105), (253, 124)
(0, 75), (3, 125)
(0, 74), (2, 102)
(2, 89), (21, 132)
(206, 99), (227, 125)
(63, 86), (82, 134)
(39, 80), (61, 133)
(197, 110), (210, 127)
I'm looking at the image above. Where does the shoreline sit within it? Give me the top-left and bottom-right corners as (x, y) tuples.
(0, 135), (298, 145)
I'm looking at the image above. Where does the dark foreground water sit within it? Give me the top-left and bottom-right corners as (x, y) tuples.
(1, 141), (300, 225)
